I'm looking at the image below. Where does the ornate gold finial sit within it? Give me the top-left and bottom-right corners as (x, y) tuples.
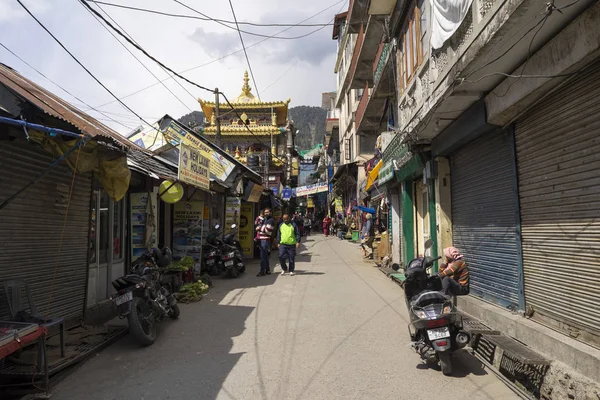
(242, 71), (251, 95)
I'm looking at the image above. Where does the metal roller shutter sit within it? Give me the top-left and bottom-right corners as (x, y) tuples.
(0, 140), (92, 322)
(515, 60), (600, 339)
(451, 129), (522, 310)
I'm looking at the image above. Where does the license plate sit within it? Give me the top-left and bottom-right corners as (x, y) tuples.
(225, 260), (234, 267)
(207, 259), (215, 265)
(115, 291), (133, 306)
(427, 327), (450, 340)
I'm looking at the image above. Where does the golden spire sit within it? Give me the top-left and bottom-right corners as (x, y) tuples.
(242, 71), (252, 96)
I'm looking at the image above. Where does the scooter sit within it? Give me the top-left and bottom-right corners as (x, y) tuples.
(202, 225), (223, 276)
(394, 239), (470, 375)
(221, 224), (245, 278)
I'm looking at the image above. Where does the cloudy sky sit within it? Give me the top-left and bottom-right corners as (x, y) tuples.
(0, 0), (345, 134)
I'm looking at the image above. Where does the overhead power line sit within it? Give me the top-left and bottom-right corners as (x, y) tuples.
(80, 1), (194, 113)
(227, 0), (260, 101)
(15, 0), (161, 133)
(86, 0), (343, 111)
(80, 0), (214, 95)
(0, 41), (140, 132)
(86, 0), (335, 27)
(174, 0), (341, 40)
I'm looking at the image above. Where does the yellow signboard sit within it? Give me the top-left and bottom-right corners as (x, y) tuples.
(178, 143), (210, 190)
(239, 203), (254, 257)
(183, 133), (234, 181)
(335, 198), (343, 213)
(307, 197), (314, 208)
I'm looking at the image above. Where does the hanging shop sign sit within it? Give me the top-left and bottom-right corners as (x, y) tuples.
(378, 160), (395, 185)
(245, 182), (263, 203)
(178, 143), (210, 190)
(182, 132), (235, 182)
(295, 182), (329, 197)
(130, 192), (157, 261)
(172, 201), (204, 260)
(281, 187), (293, 201)
(307, 197), (315, 208)
(335, 197), (343, 213)
(225, 197), (241, 240)
(239, 203), (254, 257)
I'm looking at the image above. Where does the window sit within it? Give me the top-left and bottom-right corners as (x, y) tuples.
(398, 2), (426, 92)
(345, 139), (351, 161)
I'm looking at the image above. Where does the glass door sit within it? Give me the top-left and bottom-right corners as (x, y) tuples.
(87, 191), (111, 307)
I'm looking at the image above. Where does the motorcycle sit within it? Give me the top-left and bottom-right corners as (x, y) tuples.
(203, 225), (224, 276)
(221, 223), (246, 278)
(394, 239), (470, 375)
(111, 247), (180, 346)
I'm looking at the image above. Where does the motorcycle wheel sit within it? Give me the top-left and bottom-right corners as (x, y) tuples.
(128, 297), (156, 346)
(239, 264), (246, 273)
(229, 266), (239, 278)
(168, 303), (180, 319)
(438, 350), (453, 376)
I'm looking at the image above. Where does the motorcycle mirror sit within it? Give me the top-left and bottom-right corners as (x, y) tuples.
(231, 224), (237, 229)
(424, 239), (434, 250)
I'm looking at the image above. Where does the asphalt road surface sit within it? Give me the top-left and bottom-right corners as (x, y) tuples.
(52, 236), (518, 400)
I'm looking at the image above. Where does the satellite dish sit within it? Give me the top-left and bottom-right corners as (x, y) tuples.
(159, 180), (184, 204)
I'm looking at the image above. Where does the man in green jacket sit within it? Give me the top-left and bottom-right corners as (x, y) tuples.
(276, 213), (301, 276)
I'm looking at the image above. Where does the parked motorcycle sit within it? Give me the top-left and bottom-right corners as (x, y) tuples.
(394, 239), (470, 375)
(111, 247), (180, 346)
(221, 223), (246, 278)
(202, 225), (223, 276)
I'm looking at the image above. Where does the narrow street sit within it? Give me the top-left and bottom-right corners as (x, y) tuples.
(52, 236), (516, 400)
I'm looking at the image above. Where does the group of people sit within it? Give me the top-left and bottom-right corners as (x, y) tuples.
(254, 208), (301, 277)
(252, 207), (470, 298)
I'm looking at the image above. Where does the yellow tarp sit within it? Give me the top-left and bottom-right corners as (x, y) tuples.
(365, 159), (382, 192)
(30, 131), (131, 201)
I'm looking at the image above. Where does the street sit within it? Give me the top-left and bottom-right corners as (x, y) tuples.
(52, 236), (517, 400)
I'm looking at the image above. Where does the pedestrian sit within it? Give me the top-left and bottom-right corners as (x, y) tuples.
(276, 213), (301, 276)
(254, 210), (264, 242)
(360, 214), (375, 259)
(322, 215), (332, 236)
(294, 213), (305, 237)
(303, 214), (311, 237)
(438, 247), (470, 296)
(256, 208), (275, 276)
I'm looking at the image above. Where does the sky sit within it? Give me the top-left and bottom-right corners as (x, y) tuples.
(0, 0), (345, 135)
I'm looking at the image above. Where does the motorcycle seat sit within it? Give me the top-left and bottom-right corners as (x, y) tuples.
(410, 290), (450, 307)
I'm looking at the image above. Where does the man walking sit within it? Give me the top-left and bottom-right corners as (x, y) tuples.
(256, 208), (275, 276)
(361, 213), (375, 259)
(276, 213), (301, 276)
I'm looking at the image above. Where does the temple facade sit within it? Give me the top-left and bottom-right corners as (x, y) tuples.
(198, 72), (291, 189)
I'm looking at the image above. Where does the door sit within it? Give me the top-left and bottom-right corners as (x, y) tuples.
(515, 60), (600, 344)
(451, 129), (523, 310)
(87, 191), (125, 307)
(415, 180), (430, 256)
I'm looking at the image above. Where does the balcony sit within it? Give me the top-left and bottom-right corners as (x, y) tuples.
(346, 0), (369, 33)
(347, 14), (388, 90)
(355, 41), (394, 136)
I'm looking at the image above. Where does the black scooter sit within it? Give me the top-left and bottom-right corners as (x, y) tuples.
(221, 223), (246, 278)
(394, 239), (470, 375)
(202, 225), (223, 276)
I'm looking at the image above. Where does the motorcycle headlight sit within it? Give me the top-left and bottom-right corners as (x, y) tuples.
(413, 308), (427, 319)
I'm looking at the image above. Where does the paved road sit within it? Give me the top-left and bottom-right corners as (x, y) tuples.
(52, 236), (517, 400)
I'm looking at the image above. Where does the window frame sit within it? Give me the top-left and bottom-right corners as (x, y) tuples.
(398, 2), (425, 92)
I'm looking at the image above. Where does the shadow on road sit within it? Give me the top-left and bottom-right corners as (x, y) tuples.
(415, 350), (488, 377)
(51, 259), (280, 400)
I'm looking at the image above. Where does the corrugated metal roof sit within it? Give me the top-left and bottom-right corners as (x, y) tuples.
(0, 63), (131, 147)
(127, 148), (178, 181)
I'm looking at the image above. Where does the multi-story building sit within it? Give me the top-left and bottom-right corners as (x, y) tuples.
(332, 0), (600, 391)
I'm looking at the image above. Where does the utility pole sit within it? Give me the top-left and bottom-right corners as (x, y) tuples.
(215, 88), (221, 147)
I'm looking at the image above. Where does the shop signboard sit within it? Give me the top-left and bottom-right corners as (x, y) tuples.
(183, 133), (235, 182)
(295, 182), (328, 197)
(281, 187), (293, 201)
(335, 197), (343, 213)
(178, 143), (210, 190)
(378, 160), (395, 185)
(307, 197), (314, 208)
(225, 197), (241, 240)
(239, 203), (254, 257)
(173, 201), (204, 260)
(130, 192), (157, 261)
(245, 182), (263, 203)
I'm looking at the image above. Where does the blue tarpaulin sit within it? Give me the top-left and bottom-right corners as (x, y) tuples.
(353, 205), (376, 214)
